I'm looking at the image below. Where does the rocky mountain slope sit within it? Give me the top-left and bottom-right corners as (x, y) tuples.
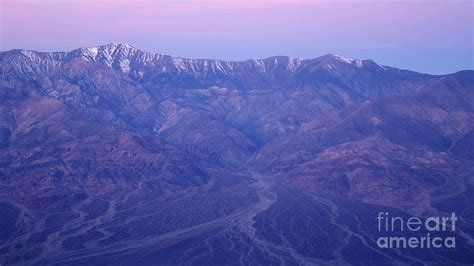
(0, 44), (473, 265)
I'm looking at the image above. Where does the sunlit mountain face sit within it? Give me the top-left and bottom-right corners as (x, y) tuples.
(0, 44), (473, 265)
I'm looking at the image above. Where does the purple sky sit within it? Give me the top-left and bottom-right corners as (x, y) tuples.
(1, 0), (472, 74)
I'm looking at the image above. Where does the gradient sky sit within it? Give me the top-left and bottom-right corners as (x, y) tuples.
(0, 0), (472, 74)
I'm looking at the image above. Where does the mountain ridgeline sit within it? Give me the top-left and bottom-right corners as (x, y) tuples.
(0, 43), (473, 265)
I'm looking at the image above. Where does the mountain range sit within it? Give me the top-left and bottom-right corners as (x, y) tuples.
(0, 43), (473, 265)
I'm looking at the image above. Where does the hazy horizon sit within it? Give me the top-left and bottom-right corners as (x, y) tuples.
(1, 0), (473, 74)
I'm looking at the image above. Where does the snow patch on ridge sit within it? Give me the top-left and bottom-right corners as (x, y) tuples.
(333, 54), (355, 64)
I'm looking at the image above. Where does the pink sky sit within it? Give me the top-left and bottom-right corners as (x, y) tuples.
(1, 0), (472, 74)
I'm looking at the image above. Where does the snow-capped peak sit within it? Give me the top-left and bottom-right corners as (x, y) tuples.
(1, 44), (392, 80)
(75, 43), (139, 71)
(80, 43), (136, 58)
(332, 54), (355, 64)
(316, 54), (365, 69)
